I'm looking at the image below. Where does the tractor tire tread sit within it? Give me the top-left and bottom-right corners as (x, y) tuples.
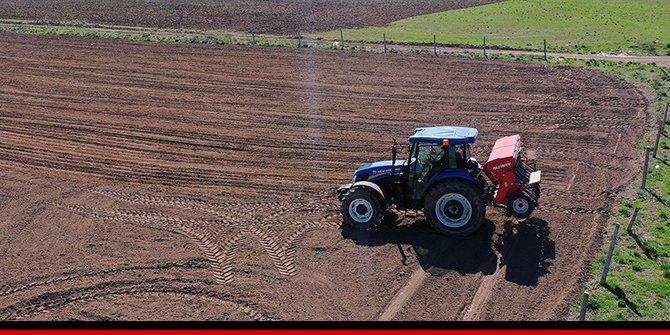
(340, 187), (384, 230)
(424, 180), (485, 236)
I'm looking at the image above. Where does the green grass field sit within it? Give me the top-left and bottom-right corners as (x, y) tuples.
(315, 0), (670, 55)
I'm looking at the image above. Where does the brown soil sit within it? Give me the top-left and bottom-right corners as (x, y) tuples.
(0, 0), (501, 34)
(0, 32), (648, 321)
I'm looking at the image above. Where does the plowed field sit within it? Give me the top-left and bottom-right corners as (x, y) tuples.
(0, 0), (500, 34)
(0, 32), (648, 320)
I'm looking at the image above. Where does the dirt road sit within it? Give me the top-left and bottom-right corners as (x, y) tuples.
(0, 32), (647, 320)
(2, 22), (669, 67)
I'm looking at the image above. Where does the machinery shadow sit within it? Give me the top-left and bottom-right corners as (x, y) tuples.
(341, 213), (556, 285)
(340, 212), (498, 276)
(494, 217), (555, 286)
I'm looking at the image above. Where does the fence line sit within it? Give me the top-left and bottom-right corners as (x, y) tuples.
(579, 290), (590, 321)
(626, 207), (640, 235)
(600, 223), (621, 285)
(641, 147), (650, 189)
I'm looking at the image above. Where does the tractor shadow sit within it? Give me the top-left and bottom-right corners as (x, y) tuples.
(340, 213), (555, 286)
(494, 217), (555, 286)
(341, 212), (498, 276)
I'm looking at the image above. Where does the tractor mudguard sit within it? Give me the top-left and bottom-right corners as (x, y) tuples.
(337, 181), (385, 201)
(428, 169), (480, 188)
(336, 183), (353, 195)
(408, 170), (481, 207)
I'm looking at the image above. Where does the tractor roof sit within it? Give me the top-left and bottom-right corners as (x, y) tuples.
(409, 126), (478, 144)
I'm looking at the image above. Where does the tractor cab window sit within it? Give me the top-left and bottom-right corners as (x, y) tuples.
(409, 142), (446, 183)
(409, 142), (470, 181)
(408, 141), (470, 203)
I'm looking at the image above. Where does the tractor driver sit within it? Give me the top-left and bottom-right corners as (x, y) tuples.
(416, 143), (468, 181)
(415, 144), (447, 183)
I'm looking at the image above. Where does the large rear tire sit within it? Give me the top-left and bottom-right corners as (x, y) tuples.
(340, 187), (385, 230)
(424, 180), (485, 236)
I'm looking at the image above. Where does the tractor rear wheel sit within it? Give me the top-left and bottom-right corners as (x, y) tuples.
(340, 187), (385, 230)
(424, 180), (485, 236)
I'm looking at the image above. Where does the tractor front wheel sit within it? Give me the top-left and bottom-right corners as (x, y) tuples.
(424, 180), (485, 236)
(340, 187), (385, 230)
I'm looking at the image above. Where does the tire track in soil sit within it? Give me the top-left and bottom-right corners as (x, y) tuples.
(542, 188), (617, 200)
(0, 278), (271, 321)
(459, 258), (502, 321)
(0, 259), (209, 299)
(538, 203), (610, 216)
(459, 218), (524, 321)
(56, 189), (342, 284)
(377, 267), (428, 321)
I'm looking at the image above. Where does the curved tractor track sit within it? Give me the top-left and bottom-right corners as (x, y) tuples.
(0, 32), (647, 320)
(56, 188), (340, 283)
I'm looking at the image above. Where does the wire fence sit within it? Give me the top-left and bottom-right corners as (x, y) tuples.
(579, 102), (668, 321)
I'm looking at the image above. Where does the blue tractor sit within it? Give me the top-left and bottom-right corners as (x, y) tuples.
(337, 126), (541, 236)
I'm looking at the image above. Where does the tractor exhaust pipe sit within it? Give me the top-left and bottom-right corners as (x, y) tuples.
(391, 138), (398, 196)
(391, 138), (397, 179)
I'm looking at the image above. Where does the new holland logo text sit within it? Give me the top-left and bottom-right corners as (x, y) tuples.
(371, 169), (391, 175)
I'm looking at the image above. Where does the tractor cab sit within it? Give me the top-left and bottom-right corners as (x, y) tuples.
(404, 127), (480, 208)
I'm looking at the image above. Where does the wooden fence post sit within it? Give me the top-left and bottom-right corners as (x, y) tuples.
(642, 147), (650, 189)
(654, 119), (664, 158)
(340, 30), (344, 50)
(579, 290), (590, 321)
(383, 33), (387, 53)
(433, 34), (437, 56)
(544, 39), (548, 61)
(660, 67), (670, 81)
(483, 36), (488, 59)
(662, 102), (669, 136)
(626, 207), (639, 235)
(600, 223), (621, 285)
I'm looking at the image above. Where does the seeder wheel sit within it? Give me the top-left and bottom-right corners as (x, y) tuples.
(507, 193), (536, 219)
